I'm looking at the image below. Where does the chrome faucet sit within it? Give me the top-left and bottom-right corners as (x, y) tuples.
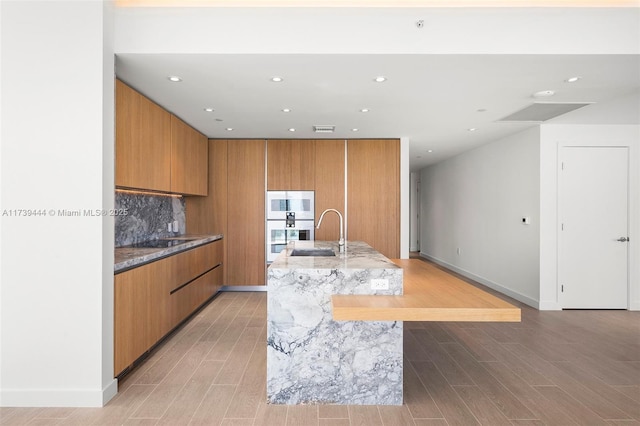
(316, 209), (345, 253)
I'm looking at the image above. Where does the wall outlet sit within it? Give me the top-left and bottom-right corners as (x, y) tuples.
(167, 222), (173, 232)
(172, 220), (179, 232)
(371, 278), (389, 290)
(456, 247), (461, 255)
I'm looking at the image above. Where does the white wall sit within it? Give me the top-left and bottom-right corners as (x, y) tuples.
(420, 127), (541, 308)
(0, 1), (116, 407)
(400, 137), (410, 259)
(409, 172), (420, 252)
(114, 7), (640, 55)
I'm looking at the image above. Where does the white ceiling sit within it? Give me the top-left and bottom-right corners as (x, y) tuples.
(115, 53), (639, 172)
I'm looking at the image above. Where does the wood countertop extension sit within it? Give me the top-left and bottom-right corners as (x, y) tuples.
(332, 259), (521, 322)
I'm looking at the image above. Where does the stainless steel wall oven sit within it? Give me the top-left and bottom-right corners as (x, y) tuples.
(266, 191), (315, 263)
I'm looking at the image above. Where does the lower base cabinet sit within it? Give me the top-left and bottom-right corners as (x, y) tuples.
(114, 239), (223, 376)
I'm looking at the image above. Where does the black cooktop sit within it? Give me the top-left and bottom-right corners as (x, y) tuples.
(128, 239), (185, 249)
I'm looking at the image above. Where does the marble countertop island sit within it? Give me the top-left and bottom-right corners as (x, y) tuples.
(267, 240), (403, 405)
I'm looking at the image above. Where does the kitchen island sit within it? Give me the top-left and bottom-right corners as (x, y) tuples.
(267, 240), (403, 405)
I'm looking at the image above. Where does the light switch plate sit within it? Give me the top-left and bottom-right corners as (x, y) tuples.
(371, 278), (389, 290)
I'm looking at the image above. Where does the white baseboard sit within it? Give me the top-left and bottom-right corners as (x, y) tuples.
(630, 300), (640, 311)
(538, 300), (563, 311)
(419, 252), (540, 309)
(0, 379), (118, 407)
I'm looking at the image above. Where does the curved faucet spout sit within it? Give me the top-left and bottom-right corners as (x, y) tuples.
(316, 208), (345, 253)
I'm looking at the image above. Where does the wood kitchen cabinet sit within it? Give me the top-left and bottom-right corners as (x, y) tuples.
(314, 139), (345, 241)
(227, 140), (266, 285)
(169, 241), (223, 325)
(186, 139), (228, 282)
(115, 79), (208, 196)
(115, 79), (171, 192)
(267, 139), (315, 190)
(170, 115), (208, 196)
(186, 139), (266, 286)
(114, 240), (223, 376)
(347, 139), (400, 259)
(114, 258), (172, 376)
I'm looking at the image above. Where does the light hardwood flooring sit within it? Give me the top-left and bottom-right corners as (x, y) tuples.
(1, 259), (639, 425)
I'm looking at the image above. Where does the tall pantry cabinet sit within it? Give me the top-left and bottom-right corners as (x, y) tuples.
(347, 139), (400, 260)
(186, 139), (266, 286)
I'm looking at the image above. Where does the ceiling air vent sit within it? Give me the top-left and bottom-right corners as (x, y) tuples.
(313, 125), (336, 133)
(498, 102), (593, 122)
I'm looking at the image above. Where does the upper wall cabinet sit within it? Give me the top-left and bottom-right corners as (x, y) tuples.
(267, 139), (315, 190)
(170, 115), (208, 196)
(115, 80), (208, 196)
(116, 79), (171, 192)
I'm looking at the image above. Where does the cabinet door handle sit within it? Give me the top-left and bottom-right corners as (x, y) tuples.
(616, 237), (629, 242)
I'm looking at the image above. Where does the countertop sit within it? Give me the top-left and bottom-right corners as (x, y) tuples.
(269, 240), (401, 271)
(114, 234), (223, 273)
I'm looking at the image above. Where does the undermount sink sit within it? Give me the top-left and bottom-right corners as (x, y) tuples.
(290, 249), (336, 257)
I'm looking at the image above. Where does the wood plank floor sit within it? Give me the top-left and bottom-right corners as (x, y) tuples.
(2, 259), (639, 425)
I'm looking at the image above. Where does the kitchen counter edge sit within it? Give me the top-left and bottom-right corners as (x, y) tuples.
(114, 234), (223, 273)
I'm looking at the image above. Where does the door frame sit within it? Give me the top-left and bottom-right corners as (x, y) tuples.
(539, 124), (639, 311)
(557, 144), (630, 309)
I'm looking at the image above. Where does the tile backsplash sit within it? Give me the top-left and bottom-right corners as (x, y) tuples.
(115, 191), (186, 247)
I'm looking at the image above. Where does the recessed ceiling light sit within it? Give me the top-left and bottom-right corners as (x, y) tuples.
(565, 76), (581, 83)
(288, 128), (296, 132)
(271, 77), (283, 82)
(374, 76), (387, 83)
(225, 127), (233, 131)
(533, 90), (555, 98)
(204, 108), (214, 112)
(427, 149), (433, 153)
(477, 108), (487, 112)
(351, 128), (359, 132)
(281, 108), (291, 113)
(168, 76), (182, 82)
(360, 108), (370, 113)
(468, 128), (477, 132)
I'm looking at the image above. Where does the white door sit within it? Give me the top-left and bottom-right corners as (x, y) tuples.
(559, 146), (629, 309)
